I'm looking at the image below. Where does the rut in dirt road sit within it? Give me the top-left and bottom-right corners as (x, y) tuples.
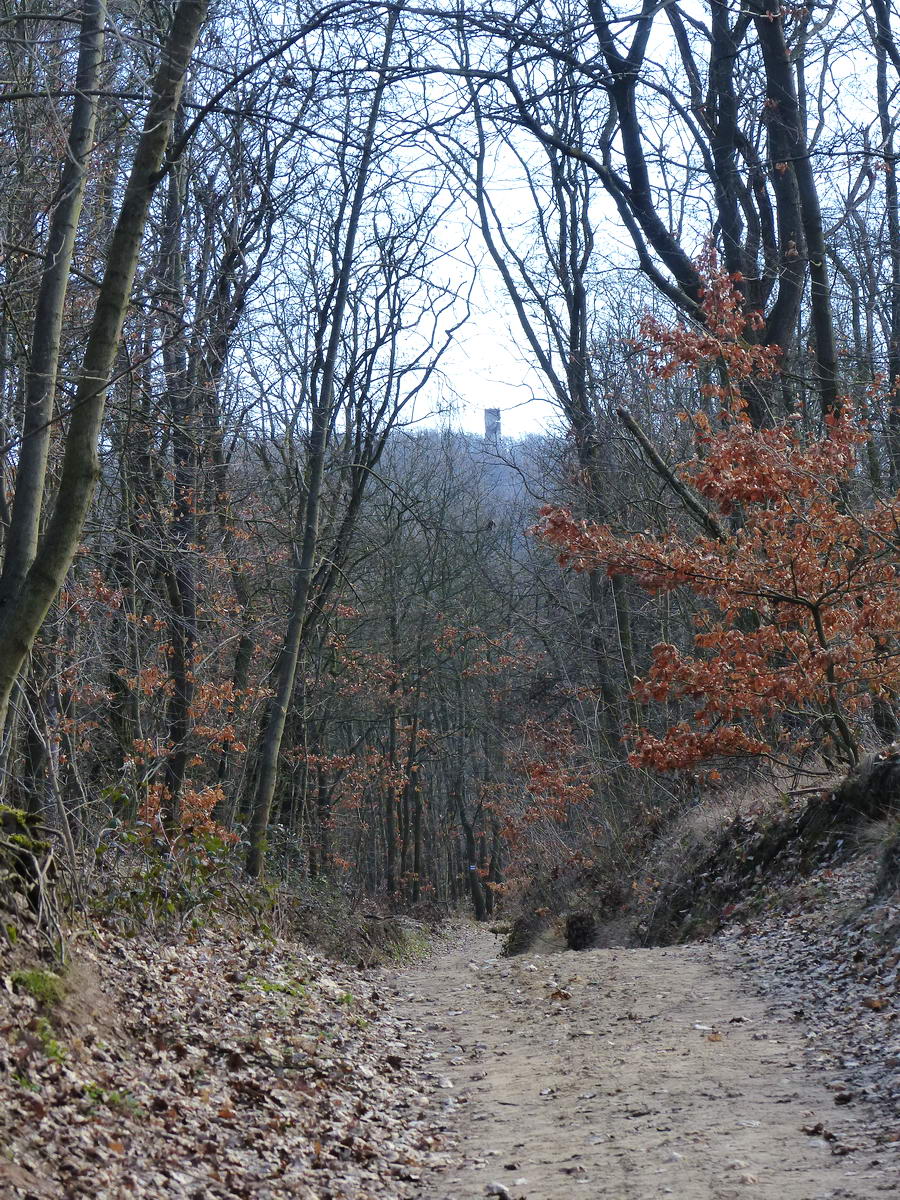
(388, 926), (898, 1200)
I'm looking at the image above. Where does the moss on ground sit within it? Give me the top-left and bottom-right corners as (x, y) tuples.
(11, 968), (64, 1008)
(32, 1016), (66, 1062)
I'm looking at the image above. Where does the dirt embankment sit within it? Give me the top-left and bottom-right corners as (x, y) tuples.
(0, 928), (452, 1199)
(394, 924), (898, 1200)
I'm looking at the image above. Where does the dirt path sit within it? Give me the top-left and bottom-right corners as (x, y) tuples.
(387, 925), (898, 1200)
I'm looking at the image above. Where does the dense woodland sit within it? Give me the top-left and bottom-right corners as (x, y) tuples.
(1, 0), (898, 920)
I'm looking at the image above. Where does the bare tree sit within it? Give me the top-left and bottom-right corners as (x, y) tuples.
(0, 0), (209, 730)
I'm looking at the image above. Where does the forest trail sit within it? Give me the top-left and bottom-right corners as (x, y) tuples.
(387, 925), (897, 1200)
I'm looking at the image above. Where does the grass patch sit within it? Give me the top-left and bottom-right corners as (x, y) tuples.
(11, 968), (64, 1008)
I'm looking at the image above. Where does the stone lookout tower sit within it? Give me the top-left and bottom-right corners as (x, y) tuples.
(484, 407), (501, 447)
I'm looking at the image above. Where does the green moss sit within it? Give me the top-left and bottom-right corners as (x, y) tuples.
(253, 976), (308, 998)
(9, 832), (48, 853)
(0, 804), (29, 822)
(83, 1081), (143, 1115)
(28, 1017), (66, 1065)
(11, 968), (64, 1008)
(0, 807), (48, 853)
(32, 1017), (66, 1063)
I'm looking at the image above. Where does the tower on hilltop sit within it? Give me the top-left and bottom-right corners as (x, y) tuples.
(484, 407), (501, 446)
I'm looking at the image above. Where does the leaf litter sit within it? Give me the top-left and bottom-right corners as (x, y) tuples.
(717, 848), (900, 1117)
(0, 926), (454, 1198)
(3, 845), (900, 1200)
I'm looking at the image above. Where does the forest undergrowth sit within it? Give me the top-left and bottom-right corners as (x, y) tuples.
(0, 822), (454, 1199)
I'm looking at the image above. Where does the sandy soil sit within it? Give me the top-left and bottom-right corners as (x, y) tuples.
(388, 925), (898, 1200)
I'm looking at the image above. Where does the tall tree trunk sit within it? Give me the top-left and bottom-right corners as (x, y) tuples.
(0, 0), (209, 729)
(245, 10), (397, 878)
(411, 768), (423, 904)
(0, 0), (106, 610)
(458, 796), (487, 921)
(876, 35), (900, 485)
(159, 151), (198, 820)
(754, 0), (838, 419)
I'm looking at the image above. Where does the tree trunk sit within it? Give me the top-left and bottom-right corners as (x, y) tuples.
(159, 151), (198, 820)
(754, 0), (839, 420)
(0, 0), (106, 610)
(0, 0), (209, 730)
(411, 770), (423, 904)
(245, 10), (397, 878)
